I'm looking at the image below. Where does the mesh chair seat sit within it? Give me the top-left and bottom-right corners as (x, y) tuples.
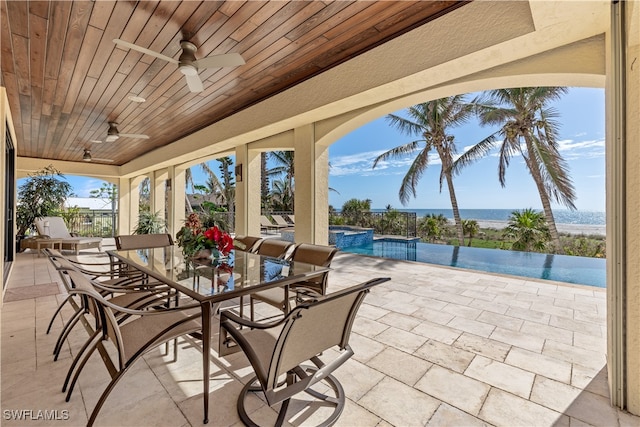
(62, 269), (202, 427)
(220, 277), (390, 427)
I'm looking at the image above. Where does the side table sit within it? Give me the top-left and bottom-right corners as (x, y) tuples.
(21, 237), (64, 257)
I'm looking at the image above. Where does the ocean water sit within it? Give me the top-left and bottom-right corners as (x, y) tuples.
(371, 209), (606, 226)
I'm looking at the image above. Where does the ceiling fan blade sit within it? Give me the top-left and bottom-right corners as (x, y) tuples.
(113, 39), (178, 65)
(118, 133), (149, 139)
(185, 73), (203, 93)
(92, 158), (115, 163)
(194, 53), (245, 69)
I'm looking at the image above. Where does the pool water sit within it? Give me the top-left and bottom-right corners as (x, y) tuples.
(341, 240), (606, 288)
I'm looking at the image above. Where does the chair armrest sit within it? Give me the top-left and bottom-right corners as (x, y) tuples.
(99, 297), (201, 316)
(220, 308), (289, 330)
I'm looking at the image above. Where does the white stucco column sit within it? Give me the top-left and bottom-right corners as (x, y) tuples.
(150, 170), (168, 222)
(235, 144), (261, 236)
(623, 0), (639, 414)
(129, 176), (144, 235)
(293, 124), (329, 245)
(167, 165), (186, 238)
(117, 177), (131, 235)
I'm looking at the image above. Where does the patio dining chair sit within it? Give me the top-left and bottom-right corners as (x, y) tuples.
(233, 235), (263, 253)
(61, 269), (202, 427)
(115, 233), (174, 250)
(219, 277), (390, 427)
(254, 239), (294, 259)
(45, 252), (177, 361)
(250, 243), (338, 321)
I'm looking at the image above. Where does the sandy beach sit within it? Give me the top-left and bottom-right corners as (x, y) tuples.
(475, 220), (606, 236)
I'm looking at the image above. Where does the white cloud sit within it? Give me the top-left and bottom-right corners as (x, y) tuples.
(557, 138), (604, 151)
(330, 149), (440, 177)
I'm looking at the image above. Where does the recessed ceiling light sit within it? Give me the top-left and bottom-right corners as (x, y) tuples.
(127, 94), (146, 103)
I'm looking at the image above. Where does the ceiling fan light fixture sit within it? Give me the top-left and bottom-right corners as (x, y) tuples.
(105, 134), (119, 142)
(83, 150), (91, 161)
(179, 64), (198, 76)
(127, 94), (146, 103)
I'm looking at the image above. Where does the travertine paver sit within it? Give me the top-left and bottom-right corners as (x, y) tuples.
(453, 332), (511, 362)
(414, 339), (475, 373)
(415, 365), (490, 415)
(465, 355), (535, 398)
(358, 376), (440, 426)
(490, 327), (546, 352)
(479, 388), (570, 427)
(367, 347), (432, 386)
(2, 249), (639, 427)
(504, 347), (572, 383)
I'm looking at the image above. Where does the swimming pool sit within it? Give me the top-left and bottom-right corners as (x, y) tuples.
(341, 240), (606, 288)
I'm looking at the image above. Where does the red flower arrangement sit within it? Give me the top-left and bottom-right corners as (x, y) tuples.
(203, 225), (234, 255)
(176, 213), (234, 259)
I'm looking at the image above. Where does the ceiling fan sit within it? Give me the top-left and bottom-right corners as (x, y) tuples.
(113, 39), (245, 93)
(103, 122), (149, 143)
(82, 149), (113, 163)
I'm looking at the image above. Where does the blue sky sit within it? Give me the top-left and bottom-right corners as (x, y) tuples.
(50, 87), (605, 212)
(329, 87), (605, 211)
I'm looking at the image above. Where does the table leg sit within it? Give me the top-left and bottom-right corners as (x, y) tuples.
(201, 302), (212, 424)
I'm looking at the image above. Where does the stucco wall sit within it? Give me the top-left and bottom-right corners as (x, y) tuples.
(625, 0), (640, 414)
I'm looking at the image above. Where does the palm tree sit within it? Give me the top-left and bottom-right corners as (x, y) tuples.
(373, 96), (478, 246)
(462, 219), (479, 247)
(185, 162), (223, 214)
(268, 151), (295, 211)
(503, 208), (551, 252)
(453, 87), (575, 252)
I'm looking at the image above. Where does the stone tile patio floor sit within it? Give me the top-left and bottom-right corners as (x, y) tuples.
(2, 241), (639, 426)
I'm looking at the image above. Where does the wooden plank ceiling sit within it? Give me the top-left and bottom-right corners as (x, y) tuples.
(1, 0), (466, 165)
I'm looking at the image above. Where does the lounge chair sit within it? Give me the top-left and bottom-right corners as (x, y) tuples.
(34, 216), (102, 254)
(260, 215), (288, 234)
(271, 214), (293, 228)
(219, 277), (390, 426)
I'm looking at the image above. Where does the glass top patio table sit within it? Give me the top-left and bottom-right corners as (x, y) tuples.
(108, 246), (327, 302)
(107, 245), (329, 424)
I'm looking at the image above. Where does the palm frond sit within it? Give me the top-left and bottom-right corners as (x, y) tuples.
(450, 132), (498, 176)
(398, 149), (430, 205)
(372, 140), (423, 168)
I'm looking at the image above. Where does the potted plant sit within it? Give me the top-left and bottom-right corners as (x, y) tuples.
(133, 210), (167, 234)
(16, 165), (72, 251)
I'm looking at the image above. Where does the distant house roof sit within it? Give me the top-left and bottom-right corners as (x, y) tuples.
(187, 193), (223, 208)
(65, 197), (116, 210)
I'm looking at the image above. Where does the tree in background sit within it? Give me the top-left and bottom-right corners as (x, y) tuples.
(16, 165), (72, 236)
(462, 219), (480, 247)
(268, 150), (294, 211)
(341, 198), (371, 226)
(90, 182), (118, 236)
(217, 156), (235, 214)
(417, 213), (448, 243)
(374, 96), (479, 246)
(503, 208), (550, 252)
(453, 87), (575, 253)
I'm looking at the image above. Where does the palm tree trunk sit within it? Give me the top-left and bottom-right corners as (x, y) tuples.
(445, 172), (465, 246)
(523, 138), (562, 253)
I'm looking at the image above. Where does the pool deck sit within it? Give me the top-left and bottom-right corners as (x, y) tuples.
(2, 240), (638, 426)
